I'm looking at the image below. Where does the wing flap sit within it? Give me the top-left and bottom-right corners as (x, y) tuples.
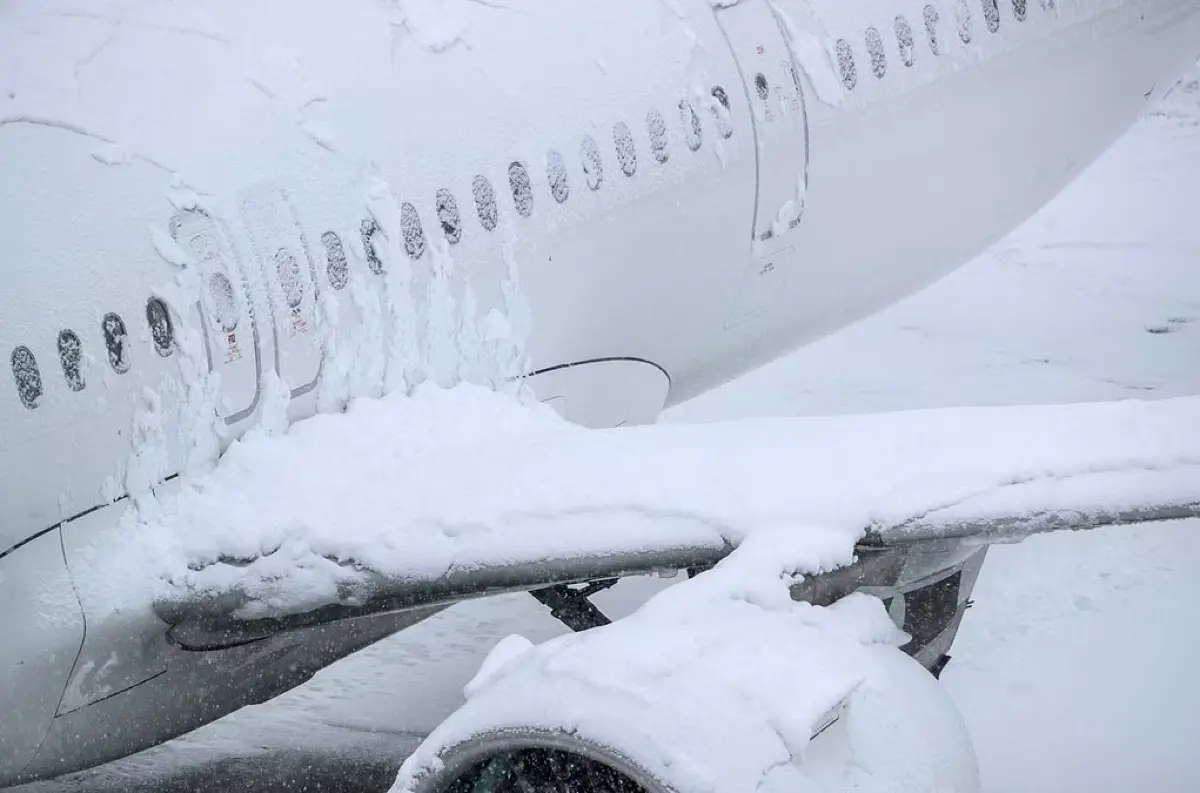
(157, 540), (732, 650)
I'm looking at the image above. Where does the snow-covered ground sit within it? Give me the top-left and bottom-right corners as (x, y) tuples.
(18, 66), (1200, 793)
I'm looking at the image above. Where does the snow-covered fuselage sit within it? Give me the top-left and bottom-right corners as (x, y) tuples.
(1, 0), (1198, 784)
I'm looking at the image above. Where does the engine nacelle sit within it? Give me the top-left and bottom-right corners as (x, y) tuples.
(392, 592), (980, 793)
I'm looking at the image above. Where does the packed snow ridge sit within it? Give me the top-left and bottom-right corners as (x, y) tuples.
(73, 382), (1200, 620)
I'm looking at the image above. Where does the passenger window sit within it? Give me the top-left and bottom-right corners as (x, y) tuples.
(680, 99), (702, 152)
(400, 202), (427, 258)
(710, 86), (734, 139)
(436, 189), (462, 244)
(646, 110), (670, 164)
(753, 73), (770, 101)
(546, 150), (570, 203)
(982, 0), (1000, 32)
(1013, 0), (1027, 20)
(322, 231), (349, 289)
(895, 16), (915, 67)
(581, 136), (604, 190)
(274, 247), (304, 308)
(956, 0), (973, 44)
(613, 122), (637, 177)
(865, 28), (887, 79)
(209, 272), (240, 333)
(145, 298), (174, 358)
(11, 346), (42, 410)
(57, 331), (85, 391)
(925, 5), (942, 55)
(360, 217), (384, 274)
(836, 39), (857, 90)
(101, 313), (131, 374)
(508, 162), (534, 217)
(473, 175), (499, 231)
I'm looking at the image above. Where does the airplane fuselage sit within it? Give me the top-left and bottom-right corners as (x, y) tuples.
(2, 0), (1198, 784)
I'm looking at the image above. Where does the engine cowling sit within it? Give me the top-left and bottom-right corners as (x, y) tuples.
(392, 592), (979, 793)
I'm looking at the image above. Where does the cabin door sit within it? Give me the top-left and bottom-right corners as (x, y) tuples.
(715, 0), (810, 325)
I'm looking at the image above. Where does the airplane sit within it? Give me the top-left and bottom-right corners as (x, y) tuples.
(2, 0), (1199, 787)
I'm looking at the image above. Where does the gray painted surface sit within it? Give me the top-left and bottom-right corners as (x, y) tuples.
(7, 727), (419, 793)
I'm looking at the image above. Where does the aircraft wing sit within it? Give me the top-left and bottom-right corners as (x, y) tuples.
(867, 471), (1200, 545)
(146, 391), (1200, 650)
(156, 493), (1200, 649)
(873, 496), (1200, 544)
(156, 540), (733, 649)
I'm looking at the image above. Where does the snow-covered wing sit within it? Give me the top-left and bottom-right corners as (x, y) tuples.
(130, 386), (1200, 644)
(874, 496), (1200, 545)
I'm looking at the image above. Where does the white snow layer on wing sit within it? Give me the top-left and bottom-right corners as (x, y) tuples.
(80, 383), (1200, 618)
